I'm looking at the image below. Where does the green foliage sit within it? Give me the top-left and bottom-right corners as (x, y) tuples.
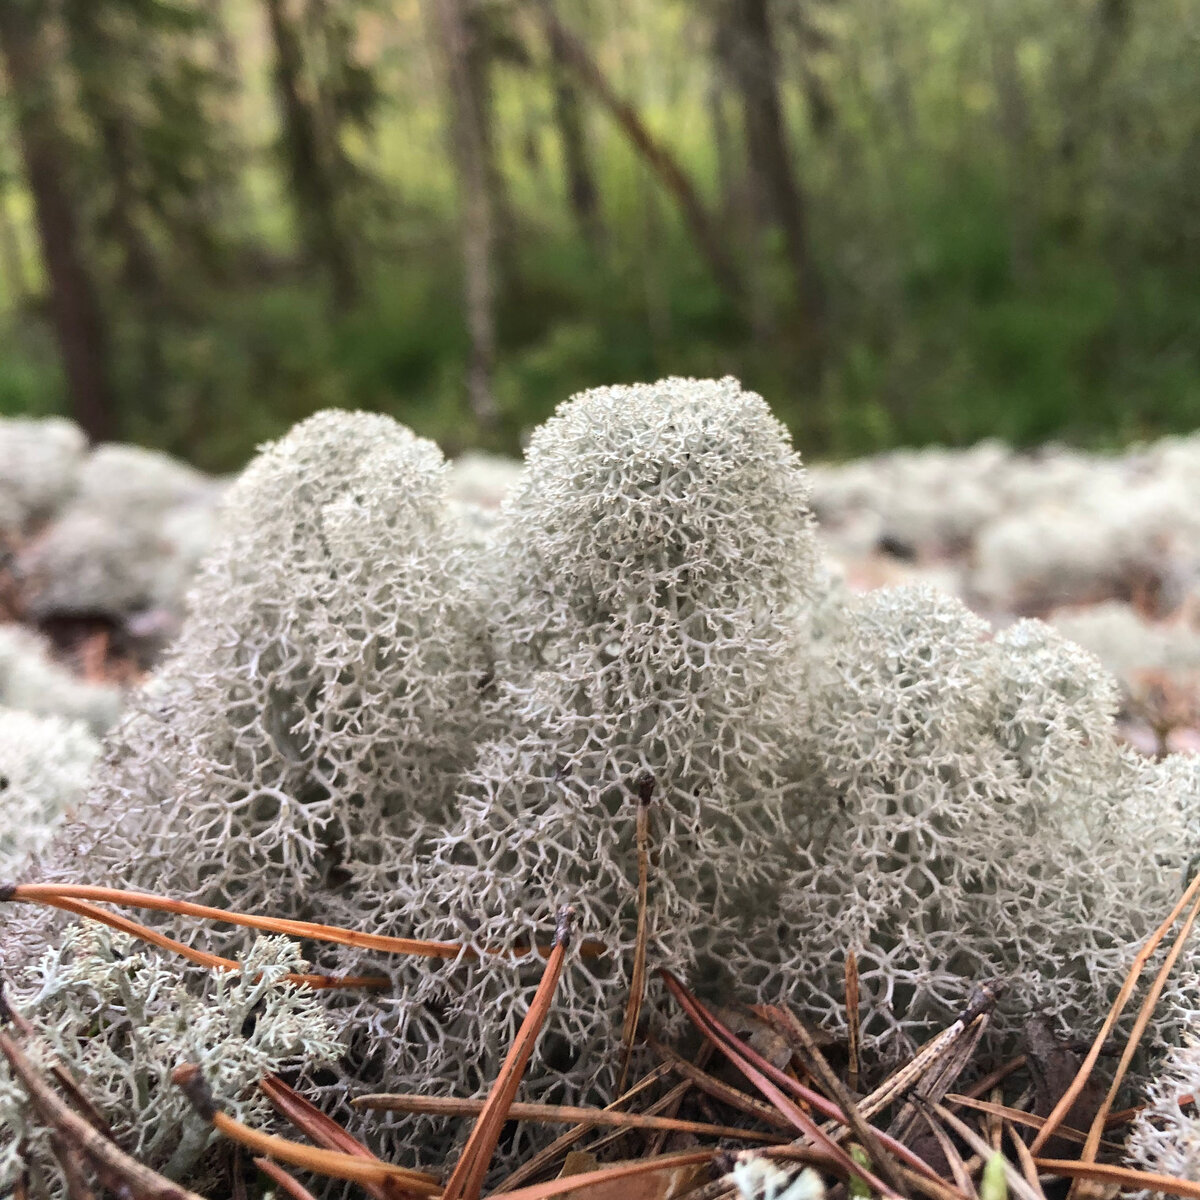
(0, 0), (1199, 464)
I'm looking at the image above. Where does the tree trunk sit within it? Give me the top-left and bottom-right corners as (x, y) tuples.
(535, 4), (743, 305)
(431, 0), (498, 426)
(545, 4), (602, 249)
(0, 1), (115, 442)
(262, 0), (358, 307)
(717, 0), (823, 356)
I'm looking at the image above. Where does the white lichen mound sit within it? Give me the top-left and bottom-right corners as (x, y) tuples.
(0, 418), (86, 542)
(741, 585), (1199, 1058)
(0, 624), (122, 735)
(46, 410), (489, 922)
(0, 708), (98, 878)
(1128, 1007), (1200, 1182)
(0, 929), (340, 1192)
(16, 444), (222, 622)
(371, 378), (817, 1152)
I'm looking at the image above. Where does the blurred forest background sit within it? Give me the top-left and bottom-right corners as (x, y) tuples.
(0, 0), (1197, 470)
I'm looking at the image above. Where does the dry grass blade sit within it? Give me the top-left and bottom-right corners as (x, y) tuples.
(931, 1103), (1042, 1200)
(491, 1063), (677, 1193)
(1033, 1158), (1200, 1199)
(660, 969), (904, 1198)
(0, 1019), (205, 1200)
(485, 1149), (718, 1200)
(4, 882), (607, 961)
(616, 779), (653, 1096)
(760, 1003), (910, 1197)
(442, 906), (576, 1200)
(355, 1093), (786, 1143)
(1004, 1122), (1047, 1200)
(910, 1106), (977, 1200)
(1030, 865), (1200, 1156)
(171, 1064), (439, 1195)
(43, 895), (388, 989)
(253, 1158), (320, 1200)
(846, 951), (861, 1093)
(1068, 877), (1200, 1198)
(946, 1093), (1122, 1152)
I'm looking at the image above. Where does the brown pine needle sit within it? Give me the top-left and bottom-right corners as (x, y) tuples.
(1034, 1158), (1200, 1199)
(616, 776), (653, 1095)
(930, 1103), (1041, 1200)
(1030, 866), (1200, 1155)
(354, 1092), (785, 1143)
(1069, 877), (1200, 1198)
(3, 882), (606, 962)
(484, 1149), (719, 1200)
(171, 1064), (439, 1195)
(253, 1158), (319, 1200)
(442, 906), (576, 1200)
(43, 895), (388, 990)
(661, 969), (905, 1199)
(491, 1063), (677, 1193)
(759, 1003), (910, 1198)
(845, 950), (861, 1093)
(1004, 1122), (1047, 1200)
(259, 1076), (410, 1200)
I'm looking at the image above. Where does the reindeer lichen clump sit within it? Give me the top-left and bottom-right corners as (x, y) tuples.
(4, 380), (1200, 1184)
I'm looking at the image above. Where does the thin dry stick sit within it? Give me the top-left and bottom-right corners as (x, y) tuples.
(491, 1062), (676, 1192)
(616, 774), (653, 1095)
(48, 1133), (97, 1200)
(958, 1055), (1026, 1101)
(2, 883), (605, 962)
(442, 906), (576, 1200)
(762, 1004), (910, 1198)
(1069, 880), (1200, 1198)
(354, 1093), (785, 1143)
(947, 1094), (1095, 1148)
(643, 1040), (714, 1158)
(661, 970), (902, 1199)
(253, 1159), (319, 1200)
(1030, 866), (1200, 1156)
(1033, 1159), (1200, 1199)
(45, 895), (388, 989)
(846, 951), (861, 1093)
(0, 1024), (205, 1200)
(579, 1079), (694, 1157)
(171, 1065), (438, 1195)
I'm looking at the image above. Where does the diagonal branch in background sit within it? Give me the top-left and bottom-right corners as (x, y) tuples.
(527, 0), (745, 303)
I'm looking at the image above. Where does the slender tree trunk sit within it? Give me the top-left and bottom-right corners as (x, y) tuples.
(718, 0), (823, 357)
(535, 4), (743, 304)
(431, 0), (497, 426)
(263, 0), (358, 307)
(0, 1), (115, 442)
(0, 179), (27, 308)
(545, 4), (602, 250)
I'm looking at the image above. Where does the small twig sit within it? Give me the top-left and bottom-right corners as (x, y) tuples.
(486, 1149), (718, 1200)
(845, 951), (861, 1093)
(1034, 1158), (1200, 1199)
(616, 771), (654, 1095)
(931, 1103), (1044, 1200)
(1004, 1122), (1047, 1200)
(48, 1133), (97, 1200)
